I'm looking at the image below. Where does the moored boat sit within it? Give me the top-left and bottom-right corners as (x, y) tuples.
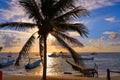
(79, 57), (94, 60)
(48, 52), (60, 57)
(90, 52), (96, 55)
(25, 60), (42, 69)
(0, 60), (15, 68)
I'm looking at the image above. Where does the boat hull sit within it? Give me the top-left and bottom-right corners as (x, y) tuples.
(0, 60), (15, 68)
(25, 60), (42, 69)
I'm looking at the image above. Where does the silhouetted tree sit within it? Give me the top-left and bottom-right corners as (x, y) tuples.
(0, 0), (88, 80)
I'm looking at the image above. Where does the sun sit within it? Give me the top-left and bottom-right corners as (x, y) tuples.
(47, 34), (54, 40)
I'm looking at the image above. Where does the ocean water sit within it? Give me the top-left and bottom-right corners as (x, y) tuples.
(0, 52), (120, 77)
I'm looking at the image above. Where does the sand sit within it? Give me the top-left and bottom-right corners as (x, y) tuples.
(3, 75), (120, 80)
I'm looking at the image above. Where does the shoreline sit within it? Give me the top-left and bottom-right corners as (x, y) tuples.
(3, 74), (120, 80)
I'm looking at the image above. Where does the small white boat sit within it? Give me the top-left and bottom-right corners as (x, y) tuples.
(48, 52), (60, 57)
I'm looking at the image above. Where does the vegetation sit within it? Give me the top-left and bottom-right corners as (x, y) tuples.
(0, 0), (88, 80)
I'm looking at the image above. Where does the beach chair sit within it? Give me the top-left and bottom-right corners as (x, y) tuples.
(66, 58), (98, 77)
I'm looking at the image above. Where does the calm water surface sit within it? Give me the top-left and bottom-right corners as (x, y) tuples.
(0, 52), (120, 77)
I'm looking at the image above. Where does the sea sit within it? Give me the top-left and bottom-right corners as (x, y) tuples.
(0, 52), (120, 77)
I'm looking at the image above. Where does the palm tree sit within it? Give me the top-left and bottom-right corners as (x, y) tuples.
(0, 0), (89, 80)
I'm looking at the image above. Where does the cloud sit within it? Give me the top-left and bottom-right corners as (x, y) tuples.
(100, 36), (105, 42)
(0, 29), (31, 37)
(104, 17), (115, 22)
(76, 0), (118, 10)
(0, 0), (25, 21)
(0, 30), (32, 48)
(109, 42), (120, 46)
(88, 39), (94, 43)
(68, 31), (80, 37)
(2, 34), (19, 47)
(1, 0), (119, 21)
(0, 0), (34, 23)
(1, 32), (21, 47)
(87, 36), (106, 49)
(109, 32), (118, 40)
(103, 31), (120, 40)
(48, 37), (58, 46)
(103, 31), (115, 34)
(104, 17), (120, 22)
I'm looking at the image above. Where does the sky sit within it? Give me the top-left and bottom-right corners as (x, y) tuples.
(0, 0), (120, 53)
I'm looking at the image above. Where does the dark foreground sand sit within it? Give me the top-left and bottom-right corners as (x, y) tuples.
(3, 75), (120, 80)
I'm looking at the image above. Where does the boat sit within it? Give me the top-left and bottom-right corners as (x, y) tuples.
(0, 60), (15, 68)
(63, 55), (94, 60)
(79, 57), (94, 60)
(62, 55), (72, 58)
(65, 58), (98, 77)
(90, 52), (96, 55)
(25, 60), (42, 69)
(48, 52), (60, 57)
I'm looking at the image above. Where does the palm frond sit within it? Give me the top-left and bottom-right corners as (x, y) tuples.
(52, 0), (74, 16)
(41, 0), (57, 18)
(52, 30), (84, 47)
(56, 23), (88, 37)
(52, 32), (80, 65)
(0, 22), (36, 30)
(54, 6), (88, 22)
(19, 0), (43, 23)
(15, 32), (36, 66)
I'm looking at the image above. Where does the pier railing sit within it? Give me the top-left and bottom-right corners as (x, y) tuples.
(0, 70), (2, 80)
(107, 69), (120, 80)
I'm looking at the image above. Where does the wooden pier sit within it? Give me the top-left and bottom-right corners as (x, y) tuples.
(107, 69), (120, 80)
(65, 58), (98, 77)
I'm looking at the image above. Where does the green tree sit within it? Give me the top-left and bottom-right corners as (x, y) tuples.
(0, 0), (88, 80)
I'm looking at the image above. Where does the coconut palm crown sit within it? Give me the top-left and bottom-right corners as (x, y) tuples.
(0, 0), (88, 80)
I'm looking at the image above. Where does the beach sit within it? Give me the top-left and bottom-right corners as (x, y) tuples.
(3, 75), (120, 80)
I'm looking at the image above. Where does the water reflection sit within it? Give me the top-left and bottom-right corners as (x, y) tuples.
(27, 53), (69, 76)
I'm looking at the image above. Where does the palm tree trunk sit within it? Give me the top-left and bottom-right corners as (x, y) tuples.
(42, 36), (47, 80)
(39, 37), (43, 62)
(15, 56), (21, 66)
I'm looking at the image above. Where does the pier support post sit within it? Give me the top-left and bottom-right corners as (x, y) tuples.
(0, 70), (2, 80)
(107, 69), (111, 80)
